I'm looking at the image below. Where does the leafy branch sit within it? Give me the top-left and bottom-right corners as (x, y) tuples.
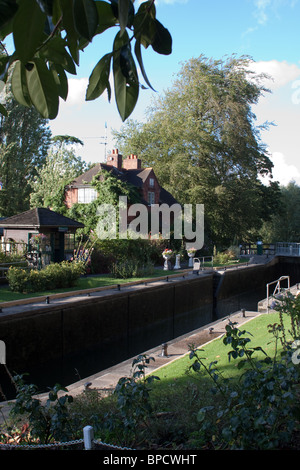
(0, 0), (172, 121)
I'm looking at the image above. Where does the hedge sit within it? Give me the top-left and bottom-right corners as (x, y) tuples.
(6, 261), (85, 294)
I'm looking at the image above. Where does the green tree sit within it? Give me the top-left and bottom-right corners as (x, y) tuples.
(113, 55), (279, 247)
(0, 79), (51, 216)
(30, 135), (88, 213)
(259, 181), (300, 243)
(0, 0), (172, 121)
(66, 168), (140, 234)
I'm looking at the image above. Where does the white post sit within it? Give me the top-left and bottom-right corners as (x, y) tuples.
(83, 425), (94, 450)
(174, 254), (181, 269)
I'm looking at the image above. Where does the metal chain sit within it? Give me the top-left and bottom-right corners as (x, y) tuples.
(0, 438), (134, 451)
(0, 438), (84, 450)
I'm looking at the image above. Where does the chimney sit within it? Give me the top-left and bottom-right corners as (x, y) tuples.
(106, 149), (122, 170)
(123, 154), (142, 170)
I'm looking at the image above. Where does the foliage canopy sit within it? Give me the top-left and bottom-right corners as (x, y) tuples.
(0, 0), (172, 121)
(114, 55), (280, 246)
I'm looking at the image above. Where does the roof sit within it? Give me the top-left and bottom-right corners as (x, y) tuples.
(0, 208), (84, 229)
(67, 162), (179, 205)
(68, 163), (154, 188)
(69, 163), (123, 187)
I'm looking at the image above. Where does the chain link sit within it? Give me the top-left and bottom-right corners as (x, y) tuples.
(0, 438), (84, 450)
(0, 438), (134, 451)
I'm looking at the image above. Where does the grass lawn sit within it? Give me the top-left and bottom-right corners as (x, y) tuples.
(0, 269), (182, 303)
(70, 312), (298, 450)
(150, 312), (294, 394)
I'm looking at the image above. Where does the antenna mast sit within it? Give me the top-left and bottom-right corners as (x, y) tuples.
(99, 122), (108, 161)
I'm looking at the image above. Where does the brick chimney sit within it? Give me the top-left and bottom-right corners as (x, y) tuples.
(106, 149), (122, 170)
(123, 154), (142, 170)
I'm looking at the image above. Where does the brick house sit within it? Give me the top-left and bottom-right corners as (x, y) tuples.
(65, 149), (178, 214)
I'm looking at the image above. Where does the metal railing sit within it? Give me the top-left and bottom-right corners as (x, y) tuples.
(266, 275), (290, 312)
(276, 242), (300, 256)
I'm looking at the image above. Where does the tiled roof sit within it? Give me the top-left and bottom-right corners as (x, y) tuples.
(0, 208), (84, 229)
(68, 164), (154, 188)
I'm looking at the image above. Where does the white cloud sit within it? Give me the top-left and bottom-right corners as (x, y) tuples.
(253, 0), (298, 25)
(254, 0), (272, 24)
(269, 152), (300, 185)
(64, 78), (88, 106)
(248, 59), (300, 90)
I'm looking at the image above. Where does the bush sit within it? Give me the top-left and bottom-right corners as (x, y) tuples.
(110, 259), (155, 279)
(7, 261), (85, 293)
(188, 319), (300, 450)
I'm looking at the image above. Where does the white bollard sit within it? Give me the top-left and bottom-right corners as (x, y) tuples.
(83, 425), (94, 450)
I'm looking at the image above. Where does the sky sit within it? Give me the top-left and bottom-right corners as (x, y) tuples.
(48, 0), (300, 186)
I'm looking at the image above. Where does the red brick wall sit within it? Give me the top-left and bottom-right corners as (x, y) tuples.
(123, 154), (141, 170)
(141, 169), (160, 205)
(65, 187), (78, 209)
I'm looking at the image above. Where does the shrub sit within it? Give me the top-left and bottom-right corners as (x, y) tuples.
(7, 261), (85, 293)
(110, 259), (155, 279)
(188, 320), (300, 450)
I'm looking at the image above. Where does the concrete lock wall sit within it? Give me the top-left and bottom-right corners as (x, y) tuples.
(0, 273), (214, 374)
(1, 256), (299, 382)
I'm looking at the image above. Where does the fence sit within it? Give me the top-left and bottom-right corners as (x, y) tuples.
(0, 425), (134, 450)
(276, 242), (300, 256)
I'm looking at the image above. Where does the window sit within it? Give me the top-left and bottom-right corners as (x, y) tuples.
(78, 187), (97, 204)
(148, 191), (155, 205)
(149, 177), (155, 187)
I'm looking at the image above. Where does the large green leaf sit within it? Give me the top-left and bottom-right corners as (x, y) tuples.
(118, 0), (130, 35)
(12, 0), (47, 63)
(39, 36), (77, 75)
(50, 63), (68, 101)
(0, 0), (18, 29)
(36, 0), (54, 15)
(113, 31), (139, 121)
(134, 38), (155, 91)
(133, 0), (156, 49)
(25, 58), (59, 119)
(151, 19), (172, 55)
(11, 60), (32, 107)
(60, 0), (80, 65)
(95, 1), (117, 34)
(86, 53), (112, 101)
(73, 0), (98, 42)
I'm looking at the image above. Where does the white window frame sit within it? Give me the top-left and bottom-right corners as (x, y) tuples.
(78, 187), (98, 204)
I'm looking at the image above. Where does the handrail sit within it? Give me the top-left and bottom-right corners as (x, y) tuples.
(266, 275), (290, 312)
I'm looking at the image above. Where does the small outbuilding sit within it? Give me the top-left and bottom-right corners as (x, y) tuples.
(0, 207), (84, 264)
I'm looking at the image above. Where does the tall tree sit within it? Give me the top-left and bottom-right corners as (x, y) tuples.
(113, 55), (280, 247)
(30, 135), (88, 213)
(0, 80), (51, 216)
(259, 181), (300, 243)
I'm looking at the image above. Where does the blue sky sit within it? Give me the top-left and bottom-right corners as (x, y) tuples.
(47, 0), (300, 185)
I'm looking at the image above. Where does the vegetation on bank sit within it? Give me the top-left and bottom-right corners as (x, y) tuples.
(1, 295), (299, 450)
